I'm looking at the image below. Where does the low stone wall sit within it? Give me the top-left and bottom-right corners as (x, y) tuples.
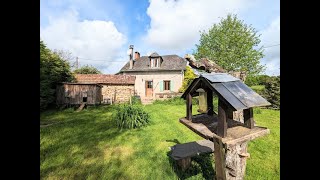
(101, 84), (134, 104)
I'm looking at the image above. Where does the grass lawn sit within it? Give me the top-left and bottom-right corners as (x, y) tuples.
(40, 104), (279, 179)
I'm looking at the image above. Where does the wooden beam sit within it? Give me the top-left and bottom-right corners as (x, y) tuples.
(218, 98), (228, 137)
(207, 90), (213, 115)
(186, 93), (192, 120)
(213, 138), (227, 180)
(244, 108), (254, 129)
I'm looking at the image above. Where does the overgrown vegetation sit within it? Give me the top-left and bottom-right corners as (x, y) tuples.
(194, 13), (265, 75)
(131, 96), (142, 105)
(74, 64), (102, 74)
(40, 104), (279, 179)
(245, 74), (280, 109)
(113, 104), (150, 129)
(179, 66), (197, 93)
(40, 40), (74, 111)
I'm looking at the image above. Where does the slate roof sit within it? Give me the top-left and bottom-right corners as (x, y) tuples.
(181, 73), (271, 110)
(119, 54), (187, 72)
(75, 74), (135, 85)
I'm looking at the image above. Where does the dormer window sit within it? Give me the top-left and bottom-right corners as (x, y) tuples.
(150, 58), (160, 68)
(148, 52), (162, 68)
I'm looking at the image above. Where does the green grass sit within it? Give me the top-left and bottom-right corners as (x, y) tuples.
(40, 104), (280, 179)
(250, 85), (265, 91)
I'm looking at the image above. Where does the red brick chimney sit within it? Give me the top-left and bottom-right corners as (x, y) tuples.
(134, 51), (140, 60)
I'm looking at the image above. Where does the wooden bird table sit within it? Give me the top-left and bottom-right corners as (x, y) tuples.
(179, 113), (269, 180)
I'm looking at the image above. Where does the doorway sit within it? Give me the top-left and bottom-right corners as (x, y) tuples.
(145, 81), (153, 97)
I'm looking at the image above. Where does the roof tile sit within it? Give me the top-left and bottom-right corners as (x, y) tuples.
(75, 74), (135, 85)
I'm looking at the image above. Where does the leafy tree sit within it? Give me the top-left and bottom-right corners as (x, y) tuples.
(194, 13), (265, 75)
(40, 40), (74, 111)
(179, 66), (197, 93)
(74, 65), (102, 74)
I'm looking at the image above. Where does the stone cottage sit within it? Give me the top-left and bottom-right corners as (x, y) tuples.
(117, 45), (187, 103)
(75, 74), (135, 104)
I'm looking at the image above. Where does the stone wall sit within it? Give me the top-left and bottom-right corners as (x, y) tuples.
(101, 84), (134, 104)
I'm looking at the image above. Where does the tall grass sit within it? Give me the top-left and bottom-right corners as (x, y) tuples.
(113, 104), (150, 129)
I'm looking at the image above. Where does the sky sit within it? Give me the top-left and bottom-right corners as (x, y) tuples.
(40, 0), (280, 75)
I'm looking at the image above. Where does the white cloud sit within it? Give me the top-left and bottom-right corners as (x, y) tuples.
(40, 9), (127, 74)
(144, 0), (252, 51)
(260, 16), (280, 76)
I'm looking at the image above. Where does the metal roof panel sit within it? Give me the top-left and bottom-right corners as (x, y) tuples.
(201, 73), (239, 83)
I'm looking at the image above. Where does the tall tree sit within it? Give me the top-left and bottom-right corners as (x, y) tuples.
(40, 40), (74, 111)
(74, 65), (102, 74)
(194, 14), (265, 75)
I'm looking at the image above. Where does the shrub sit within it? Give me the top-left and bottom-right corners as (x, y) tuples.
(263, 76), (280, 109)
(113, 104), (150, 129)
(179, 66), (197, 93)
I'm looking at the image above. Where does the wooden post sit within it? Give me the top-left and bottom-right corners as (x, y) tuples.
(227, 109), (233, 120)
(177, 158), (191, 171)
(213, 138), (227, 180)
(207, 90), (213, 115)
(218, 98), (228, 137)
(244, 108), (254, 129)
(186, 93), (192, 120)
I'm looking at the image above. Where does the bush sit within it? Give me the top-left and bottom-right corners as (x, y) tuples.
(263, 76), (280, 109)
(179, 66), (197, 93)
(113, 104), (150, 129)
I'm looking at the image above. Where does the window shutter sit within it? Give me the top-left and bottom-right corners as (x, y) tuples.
(170, 80), (174, 91)
(160, 81), (163, 92)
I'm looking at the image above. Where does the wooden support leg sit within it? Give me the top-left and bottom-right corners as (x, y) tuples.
(218, 98), (227, 137)
(244, 108), (254, 129)
(177, 157), (191, 171)
(214, 138), (227, 180)
(186, 94), (192, 120)
(207, 90), (213, 115)
(227, 109), (233, 120)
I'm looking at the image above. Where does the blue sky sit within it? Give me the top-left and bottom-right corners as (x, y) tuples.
(40, 0), (280, 75)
